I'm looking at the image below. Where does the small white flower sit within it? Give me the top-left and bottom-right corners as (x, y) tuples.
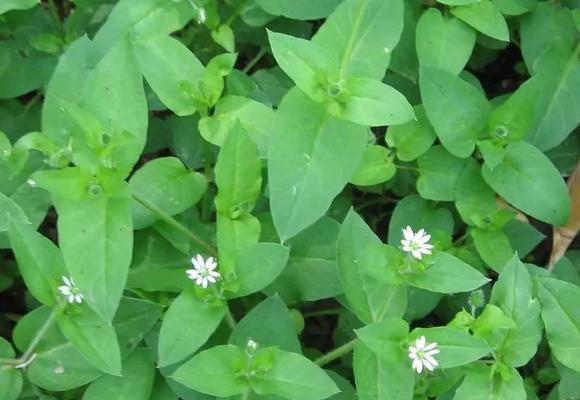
(247, 339), (258, 351)
(408, 336), (439, 374)
(401, 226), (433, 260)
(58, 276), (84, 304)
(186, 254), (220, 288)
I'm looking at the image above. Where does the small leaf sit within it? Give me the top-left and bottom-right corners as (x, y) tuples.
(350, 145), (397, 186)
(416, 9), (476, 75)
(158, 287), (226, 367)
(453, 364), (527, 400)
(130, 157), (207, 229)
(337, 78), (414, 127)
(211, 25), (235, 52)
(420, 65), (491, 157)
(482, 141), (571, 226)
(537, 277), (580, 373)
(405, 251), (489, 293)
(251, 349), (340, 400)
(82, 348), (155, 400)
(255, 0), (341, 20)
(0, 337), (22, 400)
(171, 345), (248, 397)
(228, 242), (290, 299)
(410, 326), (491, 368)
(472, 229), (514, 272)
(386, 105), (437, 162)
(417, 145), (469, 201)
(451, 0), (509, 41)
(356, 318), (409, 363)
(58, 305), (123, 376)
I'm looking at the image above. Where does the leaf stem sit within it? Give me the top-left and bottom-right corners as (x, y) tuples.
(224, 304), (237, 329)
(131, 191), (218, 257)
(242, 47), (267, 74)
(314, 338), (357, 367)
(1, 306), (60, 367)
(240, 389), (251, 400)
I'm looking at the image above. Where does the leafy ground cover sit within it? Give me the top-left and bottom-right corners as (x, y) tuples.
(0, 0), (579, 399)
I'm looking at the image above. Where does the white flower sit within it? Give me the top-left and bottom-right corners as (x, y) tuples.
(58, 276), (84, 304)
(408, 336), (439, 374)
(401, 226), (433, 260)
(247, 339), (258, 351)
(186, 254), (220, 288)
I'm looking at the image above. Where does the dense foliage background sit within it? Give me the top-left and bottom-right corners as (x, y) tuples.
(0, 0), (579, 399)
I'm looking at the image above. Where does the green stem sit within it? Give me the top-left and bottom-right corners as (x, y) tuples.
(46, 0), (66, 42)
(242, 47), (267, 74)
(314, 339), (357, 367)
(131, 192), (218, 257)
(1, 306), (60, 367)
(224, 305), (237, 329)
(240, 389), (251, 400)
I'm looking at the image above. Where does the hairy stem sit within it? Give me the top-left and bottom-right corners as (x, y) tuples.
(315, 339), (357, 367)
(132, 191), (218, 257)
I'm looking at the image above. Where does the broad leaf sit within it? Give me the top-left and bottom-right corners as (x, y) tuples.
(420, 65), (491, 157)
(313, 0), (405, 80)
(481, 141), (571, 226)
(82, 348), (155, 400)
(0, 338), (22, 400)
(256, 0), (341, 20)
(58, 305), (122, 376)
(417, 145), (469, 201)
(158, 286), (225, 367)
(451, 0), (509, 42)
(454, 364), (526, 400)
(269, 89), (367, 241)
(405, 251), (489, 293)
(416, 9), (476, 75)
(130, 157), (207, 229)
(537, 277), (580, 373)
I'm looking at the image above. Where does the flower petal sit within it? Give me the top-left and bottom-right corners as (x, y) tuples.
(424, 342), (438, 351)
(425, 355), (438, 367)
(63, 276), (72, 287)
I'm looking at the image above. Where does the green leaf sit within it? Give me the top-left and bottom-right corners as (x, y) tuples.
(0, 0), (39, 14)
(528, 40), (580, 151)
(130, 157), (207, 229)
(453, 364), (526, 400)
(353, 341), (414, 400)
(114, 297), (163, 357)
(43, 37), (147, 173)
(0, 338), (22, 400)
(488, 75), (543, 144)
(472, 229), (514, 272)
(58, 305), (122, 376)
(171, 345), (248, 397)
(336, 78), (414, 126)
(158, 286), (226, 367)
(481, 141), (571, 226)
(520, 3), (576, 71)
(8, 220), (66, 306)
(0, 192), (29, 232)
(420, 65), (491, 157)
(490, 256), (542, 367)
(82, 348), (155, 400)
(256, 0), (341, 20)
(492, 0), (536, 15)
(337, 210), (407, 323)
(503, 219), (545, 258)
(350, 145), (396, 186)
(217, 214), (260, 274)
(267, 30), (337, 103)
(211, 25), (236, 52)
(405, 251), (489, 293)
(229, 297), (301, 353)
(265, 217), (343, 303)
(355, 318), (409, 363)
(229, 242), (290, 298)
(15, 308), (101, 391)
(477, 139), (507, 171)
(417, 145), (469, 201)
(269, 89), (367, 241)
(386, 105), (437, 162)
(92, 0), (193, 58)
(133, 35), (204, 116)
(214, 123), (262, 217)
(451, 0), (509, 42)
(312, 0), (404, 80)
(388, 194), (454, 246)
(251, 350), (339, 400)
(416, 9), (476, 75)
(410, 326), (491, 368)
(537, 277), (580, 373)
(455, 159), (497, 226)
(199, 95), (275, 157)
